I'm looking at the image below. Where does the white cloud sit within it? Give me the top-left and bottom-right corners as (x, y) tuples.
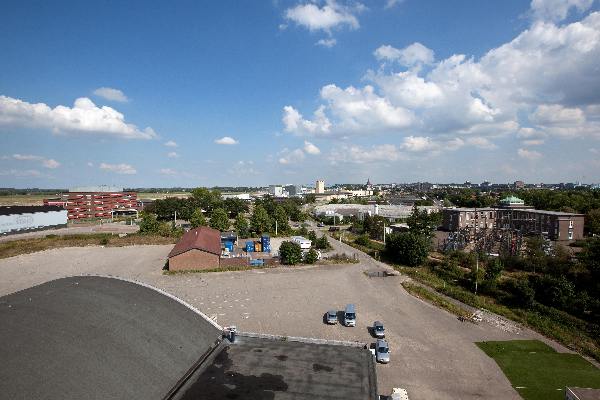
(0, 169), (41, 177)
(278, 148), (306, 165)
(167, 151), (179, 158)
(465, 136), (497, 149)
(284, 1), (362, 33)
(401, 136), (437, 152)
(87, 162), (94, 167)
(530, 0), (594, 22)
(329, 144), (403, 164)
(99, 163), (137, 174)
(374, 42), (434, 66)
(164, 140), (178, 147)
(0, 95), (157, 139)
(384, 0), (404, 9)
(229, 160), (259, 176)
(282, 11), (600, 145)
(93, 87), (129, 102)
(518, 148), (543, 160)
(303, 141), (321, 155)
(214, 136), (239, 145)
(159, 168), (177, 175)
(9, 154), (61, 169)
(317, 38), (337, 47)
(522, 139), (545, 145)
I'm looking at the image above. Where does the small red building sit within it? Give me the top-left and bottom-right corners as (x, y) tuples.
(168, 226), (223, 271)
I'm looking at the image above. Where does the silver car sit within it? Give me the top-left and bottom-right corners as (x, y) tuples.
(326, 310), (338, 324)
(373, 321), (385, 338)
(375, 339), (390, 364)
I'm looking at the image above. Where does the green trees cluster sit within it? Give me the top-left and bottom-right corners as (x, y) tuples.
(279, 241), (303, 265)
(385, 232), (431, 267)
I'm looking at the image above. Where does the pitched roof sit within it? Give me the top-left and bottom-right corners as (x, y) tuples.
(168, 226), (222, 258)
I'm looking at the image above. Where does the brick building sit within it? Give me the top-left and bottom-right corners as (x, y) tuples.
(442, 196), (584, 242)
(168, 226), (223, 271)
(44, 186), (138, 220)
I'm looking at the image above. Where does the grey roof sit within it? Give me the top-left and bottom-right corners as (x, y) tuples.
(0, 276), (221, 400)
(0, 205), (64, 216)
(174, 336), (377, 400)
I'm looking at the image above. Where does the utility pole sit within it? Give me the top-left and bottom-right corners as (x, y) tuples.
(383, 221), (386, 245)
(174, 210), (177, 225)
(275, 219), (278, 236)
(474, 207), (478, 295)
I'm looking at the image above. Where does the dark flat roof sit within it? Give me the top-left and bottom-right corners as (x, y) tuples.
(0, 276), (221, 400)
(174, 336), (377, 400)
(0, 205), (64, 215)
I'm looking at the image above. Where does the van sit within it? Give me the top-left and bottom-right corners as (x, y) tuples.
(344, 304), (356, 327)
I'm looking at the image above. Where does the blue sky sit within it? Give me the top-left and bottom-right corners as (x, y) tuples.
(1, 0), (600, 188)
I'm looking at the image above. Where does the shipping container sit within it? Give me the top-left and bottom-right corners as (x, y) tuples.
(245, 241), (255, 252)
(255, 241), (262, 252)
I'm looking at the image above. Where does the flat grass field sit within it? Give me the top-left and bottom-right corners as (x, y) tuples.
(477, 340), (600, 400)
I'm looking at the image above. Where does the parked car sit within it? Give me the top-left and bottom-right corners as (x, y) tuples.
(344, 304), (356, 327)
(375, 339), (390, 363)
(317, 222), (325, 227)
(326, 310), (338, 324)
(372, 321), (385, 338)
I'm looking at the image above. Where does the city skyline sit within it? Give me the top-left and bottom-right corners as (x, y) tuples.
(1, 0), (600, 188)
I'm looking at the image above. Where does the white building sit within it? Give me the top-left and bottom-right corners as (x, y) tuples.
(0, 206), (68, 235)
(268, 185), (284, 197)
(315, 180), (325, 194)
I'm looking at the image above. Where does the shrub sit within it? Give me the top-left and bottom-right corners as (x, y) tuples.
(385, 232), (430, 267)
(307, 230), (317, 243)
(354, 234), (371, 247)
(279, 241), (302, 265)
(315, 236), (331, 250)
(502, 279), (536, 309)
(304, 248), (318, 264)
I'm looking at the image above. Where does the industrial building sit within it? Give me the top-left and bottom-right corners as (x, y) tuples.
(0, 276), (378, 400)
(314, 203), (439, 221)
(315, 179), (325, 194)
(442, 196), (584, 241)
(0, 205), (67, 235)
(43, 186), (138, 220)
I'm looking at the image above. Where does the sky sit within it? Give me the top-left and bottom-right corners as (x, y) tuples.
(1, 0), (600, 188)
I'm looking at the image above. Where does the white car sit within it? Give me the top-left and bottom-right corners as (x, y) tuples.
(375, 339), (390, 363)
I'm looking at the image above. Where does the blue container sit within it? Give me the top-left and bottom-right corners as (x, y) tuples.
(245, 241), (255, 252)
(249, 259), (264, 266)
(263, 244), (271, 253)
(224, 241), (234, 251)
(261, 235), (270, 246)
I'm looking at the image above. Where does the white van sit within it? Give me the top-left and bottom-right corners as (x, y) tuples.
(291, 236), (312, 250)
(344, 304), (356, 327)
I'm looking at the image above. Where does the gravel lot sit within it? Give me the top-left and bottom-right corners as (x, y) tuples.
(0, 237), (572, 400)
(0, 222), (139, 243)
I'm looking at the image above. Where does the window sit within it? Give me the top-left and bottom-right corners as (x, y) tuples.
(568, 231), (573, 240)
(569, 220), (573, 228)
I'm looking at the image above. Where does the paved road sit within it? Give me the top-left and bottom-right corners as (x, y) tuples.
(0, 241), (570, 400)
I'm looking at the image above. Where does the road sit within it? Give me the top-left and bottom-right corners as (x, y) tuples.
(0, 235), (573, 399)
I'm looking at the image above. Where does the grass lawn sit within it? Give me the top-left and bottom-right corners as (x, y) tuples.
(476, 340), (600, 400)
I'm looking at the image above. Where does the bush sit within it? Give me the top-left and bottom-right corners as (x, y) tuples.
(307, 230), (317, 243)
(139, 212), (161, 234)
(502, 279), (536, 309)
(354, 234), (371, 247)
(315, 236), (331, 250)
(279, 241), (302, 265)
(304, 248), (318, 264)
(385, 232), (431, 267)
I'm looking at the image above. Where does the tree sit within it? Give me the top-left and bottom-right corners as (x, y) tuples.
(209, 208), (230, 231)
(279, 241), (302, 265)
(189, 208), (207, 228)
(250, 205), (272, 234)
(385, 232), (431, 267)
(307, 230), (317, 243)
(191, 188), (223, 216)
(503, 279), (535, 309)
(585, 209), (600, 236)
(315, 235), (331, 250)
(524, 236), (547, 273)
(406, 206), (439, 237)
(224, 198), (249, 218)
(273, 205), (290, 234)
(304, 248), (319, 264)
(139, 212), (160, 234)
(234, 214), (250, 238)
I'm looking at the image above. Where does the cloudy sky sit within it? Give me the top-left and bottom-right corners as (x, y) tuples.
(1, 0), (600, 188)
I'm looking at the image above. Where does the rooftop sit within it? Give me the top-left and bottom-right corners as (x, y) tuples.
(174, 336), (377, 400)
(169, 226), (223, 258)
(0, 276), (221, 400)
(0, 205), (64, 216)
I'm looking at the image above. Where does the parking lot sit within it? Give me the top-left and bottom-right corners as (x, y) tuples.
(0, 239), (570, 399)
